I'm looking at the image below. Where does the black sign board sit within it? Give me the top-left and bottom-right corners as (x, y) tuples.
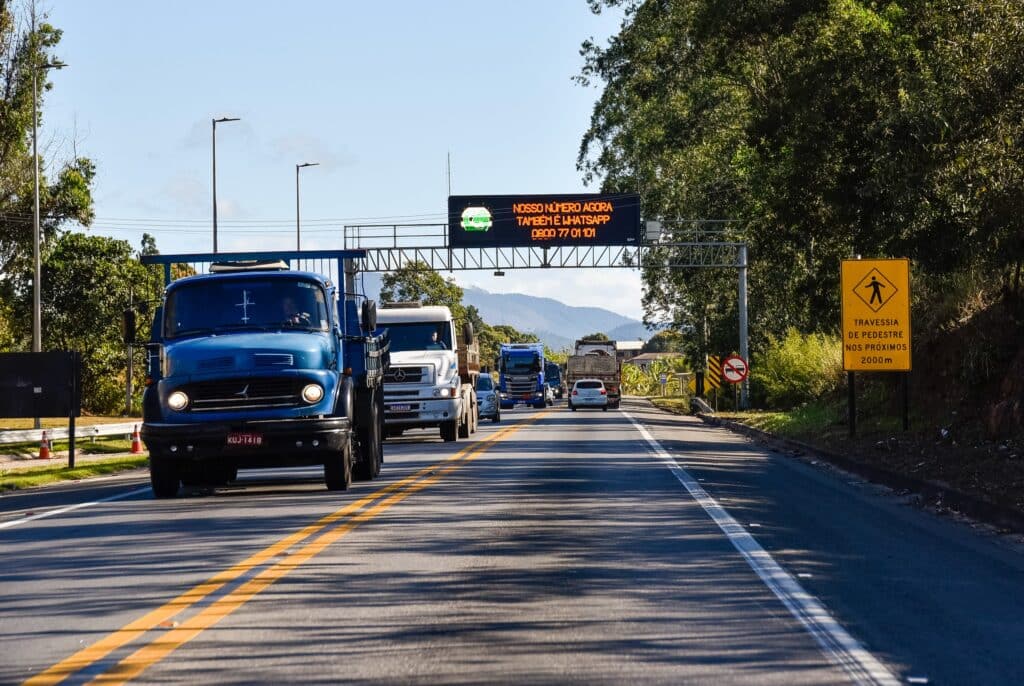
(448, 193), (641, 248)
(0, 352), (81, 418)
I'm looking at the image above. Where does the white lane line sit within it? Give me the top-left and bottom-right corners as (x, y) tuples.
(0, 487), (151, 530)
(622, 411), (900, 686)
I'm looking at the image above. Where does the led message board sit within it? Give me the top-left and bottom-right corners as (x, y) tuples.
(448, 193), (641, 248)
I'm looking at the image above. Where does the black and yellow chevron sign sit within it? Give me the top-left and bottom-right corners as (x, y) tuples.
(688, 355), (723, 393)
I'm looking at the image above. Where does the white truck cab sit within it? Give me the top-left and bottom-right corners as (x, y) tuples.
(377, 304), (478, 442)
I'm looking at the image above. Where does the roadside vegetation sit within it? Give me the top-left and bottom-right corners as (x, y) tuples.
(581, 1), (1024, 513)
(1, 456), (148, 492)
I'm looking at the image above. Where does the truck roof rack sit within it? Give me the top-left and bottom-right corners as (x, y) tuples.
(209, 259), (289, 273)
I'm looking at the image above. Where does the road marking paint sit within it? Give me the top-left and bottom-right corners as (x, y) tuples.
(29, 412), (549, 685)
(0, 487), (152, 531)
(622, 410), (901, 686)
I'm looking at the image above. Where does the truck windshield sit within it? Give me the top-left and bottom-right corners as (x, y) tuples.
(163, 278), (329, 339)
(503, 354), (540, 373)
(382, 322), (452, 352)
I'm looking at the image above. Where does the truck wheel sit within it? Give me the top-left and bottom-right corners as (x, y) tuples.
(324, 435), (353, 491)
(150, 457), (181, 498)
(458, 410), (470, 438)
(441, 419), (458, 442)
(354, 397), (382, 481)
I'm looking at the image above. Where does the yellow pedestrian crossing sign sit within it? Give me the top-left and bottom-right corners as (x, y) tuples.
(841, 258), (911, 371)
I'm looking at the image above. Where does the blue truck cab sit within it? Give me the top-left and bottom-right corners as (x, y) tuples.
(137, 251), (387, 498)
(497, 343), (547, 409)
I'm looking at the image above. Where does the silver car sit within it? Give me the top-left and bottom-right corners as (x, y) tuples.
(476, 374), (500, 422)
(568, 378), (609, 411)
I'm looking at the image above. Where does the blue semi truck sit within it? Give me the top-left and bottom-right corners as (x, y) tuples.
(497, 343), (547, 409)
(134, 250), (388, 498)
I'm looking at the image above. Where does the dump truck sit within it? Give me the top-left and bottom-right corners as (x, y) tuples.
(135, 250), (388, 497)
(566, 338), (621, 409)
(376, 303), (479, 442)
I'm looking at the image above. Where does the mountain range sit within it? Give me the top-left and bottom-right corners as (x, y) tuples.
(358, 273), (650, 351)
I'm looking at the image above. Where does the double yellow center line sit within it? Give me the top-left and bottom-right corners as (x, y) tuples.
(28, 412), (548, 685)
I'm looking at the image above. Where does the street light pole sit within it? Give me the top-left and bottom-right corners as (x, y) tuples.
(211, 116), (240, 253)
(30, 3), (67, 428)
(295, 162), (319, 250)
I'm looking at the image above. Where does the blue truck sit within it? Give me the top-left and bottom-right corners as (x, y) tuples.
(544, 360), (565, 399)
(497, 343), (547, 409)
(134, 250), (387, 498)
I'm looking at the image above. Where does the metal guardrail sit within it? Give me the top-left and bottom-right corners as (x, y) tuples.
(0, 422), (139, 445)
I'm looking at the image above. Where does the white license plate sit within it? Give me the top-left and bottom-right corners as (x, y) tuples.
(389, 404), (412, 412)
(226, 432), (263, 447)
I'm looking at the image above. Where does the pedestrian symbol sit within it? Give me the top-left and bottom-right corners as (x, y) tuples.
(853, 268), (897, 313)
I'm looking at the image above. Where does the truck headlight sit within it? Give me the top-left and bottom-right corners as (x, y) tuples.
(302, 384), (324, 404)
(434, 387), (451, 398)
(167, 390), (189, 411)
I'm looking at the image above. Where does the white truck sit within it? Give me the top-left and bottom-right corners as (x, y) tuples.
(377, 304), (479, 442)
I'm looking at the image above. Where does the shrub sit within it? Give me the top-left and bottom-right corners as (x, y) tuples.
(753, 329), (843, 409)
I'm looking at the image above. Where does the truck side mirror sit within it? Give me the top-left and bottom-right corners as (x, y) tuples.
(361, 300), (377, 333)
(462, 321), (475, 345)
(122, 308), (136, 345)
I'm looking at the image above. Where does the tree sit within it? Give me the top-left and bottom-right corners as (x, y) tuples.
(380, 261), (466, 322)
(642, 330), (685, 354)
(579, 332), (610, 341)
(7, 232), (163, 413)
(579, 0), (1024, 367)
(0, 1), (95, 350)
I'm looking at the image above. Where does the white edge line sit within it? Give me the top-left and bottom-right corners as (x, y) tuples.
(622, 410), (901, 686)
(0, 487), (151, 530)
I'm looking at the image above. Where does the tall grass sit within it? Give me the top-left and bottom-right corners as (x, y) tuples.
(752, 328), (843, 409)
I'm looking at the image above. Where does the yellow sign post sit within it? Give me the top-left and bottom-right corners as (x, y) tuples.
(840, 258), (911, 372)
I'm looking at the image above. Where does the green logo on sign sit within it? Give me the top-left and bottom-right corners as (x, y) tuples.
(461, 206), (492, 232)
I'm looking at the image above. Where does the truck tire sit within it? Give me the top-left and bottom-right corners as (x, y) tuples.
(354, 393), (382, 481)
(458, 409), (470, 438)
(150, 457), (181, 498)
(324, 435), (353, 491)
(441, 419), (458, 442)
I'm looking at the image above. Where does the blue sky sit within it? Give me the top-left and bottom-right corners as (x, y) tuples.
(41, 1), (643, 319)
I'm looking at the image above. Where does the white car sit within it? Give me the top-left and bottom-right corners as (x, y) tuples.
(476, 374), (500, 423)
(568, 379), (609, 411)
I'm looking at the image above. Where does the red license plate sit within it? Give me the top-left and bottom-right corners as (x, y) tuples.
(226, 432), (263, 447)
(521, 394), (531, 400)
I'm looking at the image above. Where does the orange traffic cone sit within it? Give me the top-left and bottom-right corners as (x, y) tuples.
(39, 430), (51, 460)
(130, 425), (144, 454)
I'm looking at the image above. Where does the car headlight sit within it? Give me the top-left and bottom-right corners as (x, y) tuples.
(167, 390), (189, 411)
(301, 384), (324, 404)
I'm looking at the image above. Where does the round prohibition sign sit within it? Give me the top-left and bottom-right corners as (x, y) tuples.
(722, 354), (749, 384)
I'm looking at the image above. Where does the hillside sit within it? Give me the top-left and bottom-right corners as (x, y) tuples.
(358, 273), (650, 349)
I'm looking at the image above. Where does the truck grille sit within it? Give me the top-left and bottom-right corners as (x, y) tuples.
(184, 378), (305, 412)
(506, 375), (538, 395)
(385, 366), (430, 384)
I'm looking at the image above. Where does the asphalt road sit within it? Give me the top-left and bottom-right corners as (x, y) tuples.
(2, 399), (1023, 684)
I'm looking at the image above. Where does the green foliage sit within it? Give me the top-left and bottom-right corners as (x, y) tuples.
(6, 232), (163, 414)
(621, 357), (691, 396)
(642, 330), (686, 353)
(380, 261), (466, 322)
(752, 329), (843, 409)
(580, 0), (1024, 368)
(579, 332), (610, 341)
(0, 3), (94, 282)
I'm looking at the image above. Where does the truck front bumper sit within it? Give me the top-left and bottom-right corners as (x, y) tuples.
(383, 396), (461, 428)
(142, 416), (350, 468)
